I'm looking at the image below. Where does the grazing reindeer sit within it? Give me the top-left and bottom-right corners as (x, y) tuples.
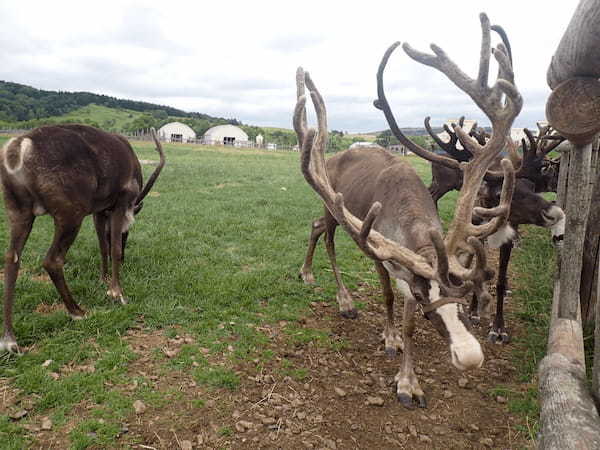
(0, 125), (165, 353)
(426, 120), (565, 342)
(296, 13), (521, 407)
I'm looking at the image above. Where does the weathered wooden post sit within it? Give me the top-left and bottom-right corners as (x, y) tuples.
(538, 0), (600, 448)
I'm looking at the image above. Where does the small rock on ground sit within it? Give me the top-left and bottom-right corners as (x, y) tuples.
(365, 396), (385, 406)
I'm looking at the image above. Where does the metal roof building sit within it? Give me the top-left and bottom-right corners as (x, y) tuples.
(158, 122), (196, 143)
(202, 124), (249, 146)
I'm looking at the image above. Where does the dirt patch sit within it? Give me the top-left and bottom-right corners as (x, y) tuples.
(33, 303), (65, 315)
(105, 289), (531, 449)
(15, 251), (532, 449)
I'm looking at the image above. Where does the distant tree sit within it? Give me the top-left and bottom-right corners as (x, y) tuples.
(375, 129), (399, 147)
(241, 125), (264, 141)
(151, 109), (168, 121)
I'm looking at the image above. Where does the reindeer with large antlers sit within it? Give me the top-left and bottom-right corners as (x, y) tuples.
(0, 124), (165, 353)
(426, 119), (565, 342)
(296, 13), (521, 407)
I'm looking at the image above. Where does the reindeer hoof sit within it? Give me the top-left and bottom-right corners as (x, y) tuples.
(470, 315), (481, 326)
(118, 296), (128, 305)
(396, 393), (416, 409)
(339, 308), (358, 319)
(0, 337), (20, 354)
(385, 347), (397, 359)
(68, 306), (86, 320)
(415, 395), (427, 409)
(487, 329), (510, 344)
(299, 271), (315, 285)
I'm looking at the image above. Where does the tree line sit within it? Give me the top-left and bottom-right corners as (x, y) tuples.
(0, 80), (238, 131)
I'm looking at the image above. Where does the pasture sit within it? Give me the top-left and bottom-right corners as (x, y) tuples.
(0, 138), (554, 449)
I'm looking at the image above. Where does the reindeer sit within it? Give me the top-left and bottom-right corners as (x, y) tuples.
(0, 124), (165, 353)
(296, 13), (521, 407)
(426, 120), (565, 343)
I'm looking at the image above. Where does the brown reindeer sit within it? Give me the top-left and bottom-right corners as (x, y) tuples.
(297, 13), (521, 407)
(0, 125), (165, 353)
(426, 120), (565, 343)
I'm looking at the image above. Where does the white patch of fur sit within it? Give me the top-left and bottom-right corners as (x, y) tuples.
(395, 279), (413, 299)
(33, 204), (46, 216)
(437, 303), (484, 370)
(122, 208), (135, 233)
(546, 205), (565, 238)
(3, 138), (31, 175)
(487, 224), (516, 249)
(428, 280), (441, 301)
(13, 254), (18, 263)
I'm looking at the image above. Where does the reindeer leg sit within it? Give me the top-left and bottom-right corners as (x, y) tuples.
(323, 214), (356, 319)
(395, 290), (426, 408)
(299, 216), (325, 284)
(43, 217), (86, 320)
(106, 207), (130, 305)
(488, 240), (513, 344)
(93, 213), (110, 282)
(375, 262), (402, 357)
(469, 293), (480, 325)
(1, 211), (35, 353)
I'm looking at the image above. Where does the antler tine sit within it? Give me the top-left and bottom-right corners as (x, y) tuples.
(523, 128), (538, 155)
(295, 67), (308, 146)
(403, 13), (522, 124)
(425, 116), (472, 162)
(452, 123), (485, 156)
(375, 43), (461, 171)
(469, 158), (515, 237)
(505, 138), (522, 171)
(490, 24), (513, 65)
(477, 13), (492, 88)
(469, 125), (489, 146)
(297, 70), (442, 281)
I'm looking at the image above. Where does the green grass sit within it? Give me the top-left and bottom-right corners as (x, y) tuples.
(48, 104), (146, 132)
(0, 138), (556, 447)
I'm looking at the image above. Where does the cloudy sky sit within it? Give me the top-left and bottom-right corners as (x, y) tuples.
(0, 1), (578, 132)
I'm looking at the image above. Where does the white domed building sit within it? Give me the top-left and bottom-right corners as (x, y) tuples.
(202, 124), (249, 146)
(158, 122), (196, 143)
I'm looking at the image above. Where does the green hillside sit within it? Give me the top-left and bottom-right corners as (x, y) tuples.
(49, 104), (145, 132)
(0, 80), (239, 133)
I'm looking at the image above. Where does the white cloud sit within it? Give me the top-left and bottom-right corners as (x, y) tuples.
(0, 0), (577, 131)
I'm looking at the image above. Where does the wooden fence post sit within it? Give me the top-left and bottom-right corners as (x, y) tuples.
(538, 1), (600, 447)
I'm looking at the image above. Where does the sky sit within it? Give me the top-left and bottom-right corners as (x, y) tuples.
(0, 0), (578, 133)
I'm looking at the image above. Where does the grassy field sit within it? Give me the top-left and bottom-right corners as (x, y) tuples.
(0, 137), (555, 447)
(48, 104), (146, 132)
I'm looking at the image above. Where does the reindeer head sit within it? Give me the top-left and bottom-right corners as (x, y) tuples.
(102, 129), (166, 261)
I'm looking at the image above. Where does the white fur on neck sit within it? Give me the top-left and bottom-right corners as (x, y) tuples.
(547, 205), (565, 238)
(437, 303), (484, 370)
(429, 280), (441, 301)
(487, 224), (516, 249)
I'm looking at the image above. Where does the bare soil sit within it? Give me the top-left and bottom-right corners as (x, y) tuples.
(9, 251), (534, 449)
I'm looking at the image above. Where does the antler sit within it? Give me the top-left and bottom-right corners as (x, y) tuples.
(508, 126), (565, 191)
(294, 71), (477, 294)
(375, 13), (521, 283)
(134, 128), (166, 210)
(425, 116), (473, 162)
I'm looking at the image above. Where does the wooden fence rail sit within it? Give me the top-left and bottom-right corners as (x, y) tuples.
(538, 0), (600, 448)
